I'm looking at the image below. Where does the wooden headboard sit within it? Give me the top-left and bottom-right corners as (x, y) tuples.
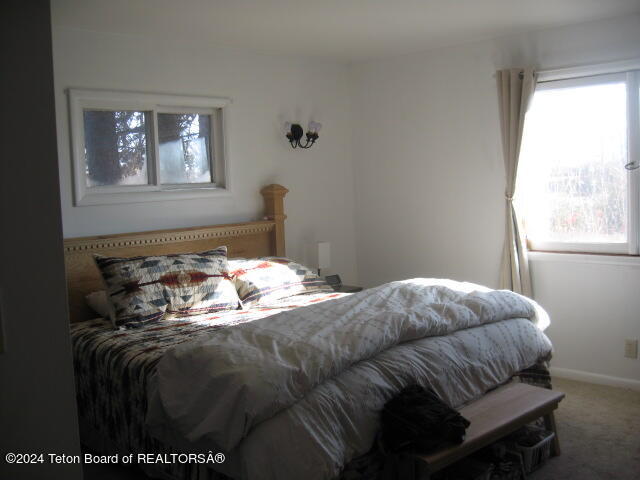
(63, 184), (288, 323)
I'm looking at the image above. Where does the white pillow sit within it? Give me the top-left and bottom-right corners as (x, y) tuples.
(85, 290), (116, 327)
(229, 257), (331, 308)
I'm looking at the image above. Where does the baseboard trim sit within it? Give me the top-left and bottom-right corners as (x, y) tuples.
(551, 367), (640, 391)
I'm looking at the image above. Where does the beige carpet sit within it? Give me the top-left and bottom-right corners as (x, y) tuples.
(528, 377), (640, 480)
(84, 377), (640, 479)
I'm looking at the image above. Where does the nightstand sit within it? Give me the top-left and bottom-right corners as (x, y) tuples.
(332, 285), (363, 293)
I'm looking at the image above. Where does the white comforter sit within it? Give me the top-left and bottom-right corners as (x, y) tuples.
(146, 279), (552, 480)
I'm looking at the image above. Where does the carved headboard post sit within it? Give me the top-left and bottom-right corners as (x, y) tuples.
(261, 184), (289, 256)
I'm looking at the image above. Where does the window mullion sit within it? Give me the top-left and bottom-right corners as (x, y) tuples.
(150, 108), (161, 189)
(627, 72), (640, 255)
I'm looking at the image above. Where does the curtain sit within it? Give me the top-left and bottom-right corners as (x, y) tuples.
(497, 67), (537, 297)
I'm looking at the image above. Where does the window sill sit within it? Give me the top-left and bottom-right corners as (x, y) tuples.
(75, 186), (232, 206)
(528, 250), (640, 268)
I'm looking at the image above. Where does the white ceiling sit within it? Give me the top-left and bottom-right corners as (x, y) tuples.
(52, 0), (640, 62)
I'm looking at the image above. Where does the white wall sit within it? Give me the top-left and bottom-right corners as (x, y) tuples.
(530, 254), (640, 385)
(52, 25), (358, 283)
(350, 14), (640, 385)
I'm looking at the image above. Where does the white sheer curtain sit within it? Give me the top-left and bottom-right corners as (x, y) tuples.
(497, 67), (537, 297)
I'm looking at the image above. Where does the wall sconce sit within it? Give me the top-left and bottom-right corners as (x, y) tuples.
(284, 121), (322, 149)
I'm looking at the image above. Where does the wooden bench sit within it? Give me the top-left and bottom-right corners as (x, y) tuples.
(411, 383), (565, 477)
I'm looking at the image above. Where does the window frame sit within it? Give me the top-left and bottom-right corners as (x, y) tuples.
(68, 89), (231, 206)
(522, 61), (640, 256)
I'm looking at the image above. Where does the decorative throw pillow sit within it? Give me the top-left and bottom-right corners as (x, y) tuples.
(229, 257), (332, 308)
(94, 247), (240, 328)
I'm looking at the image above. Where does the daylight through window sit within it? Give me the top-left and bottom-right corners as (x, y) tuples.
(517, 70), (639, 254)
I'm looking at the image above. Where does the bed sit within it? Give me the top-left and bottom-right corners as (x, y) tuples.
(64, 184), (553, 480)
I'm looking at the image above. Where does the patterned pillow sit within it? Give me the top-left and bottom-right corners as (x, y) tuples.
(229, 257), (332, 308)
(94, 247), (240, 328)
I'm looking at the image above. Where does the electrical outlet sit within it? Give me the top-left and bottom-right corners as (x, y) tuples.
(624, 339), (638, 359)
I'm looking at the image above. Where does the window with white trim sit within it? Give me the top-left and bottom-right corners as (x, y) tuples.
(517, 68), (640, 255)
(69, 89), (230, 206)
